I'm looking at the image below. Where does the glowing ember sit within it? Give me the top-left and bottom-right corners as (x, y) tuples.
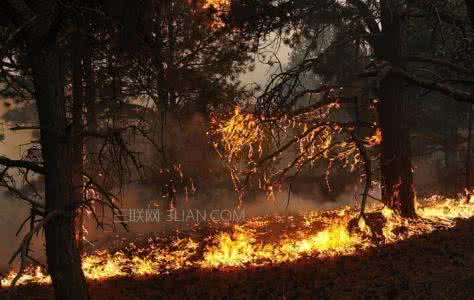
(2, 192), (474, 287)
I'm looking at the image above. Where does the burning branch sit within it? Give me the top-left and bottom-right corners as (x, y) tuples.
(210, 102), (380, 206)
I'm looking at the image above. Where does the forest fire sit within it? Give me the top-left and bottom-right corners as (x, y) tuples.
(1, 0), (473, 298)
(2, 192), (473, 288)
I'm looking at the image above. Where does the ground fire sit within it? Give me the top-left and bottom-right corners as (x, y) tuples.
(1, 0), (474, 299)
(2, 191), (473, 287)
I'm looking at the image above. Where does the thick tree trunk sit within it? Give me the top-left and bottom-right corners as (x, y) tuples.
(466, 1), (474, 190)
(377, 0), (416, 217)
(29, 40), (89, 300)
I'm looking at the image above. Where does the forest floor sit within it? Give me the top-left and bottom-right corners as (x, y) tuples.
(2, 217), (474, 300)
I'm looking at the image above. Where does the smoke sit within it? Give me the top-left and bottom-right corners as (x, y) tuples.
(0, 198), (39, 272)
(0, 123), (44, 273)
(77, 111), (372, 252)
(79, 180), (368, 254)
(0, 108), (370, 272)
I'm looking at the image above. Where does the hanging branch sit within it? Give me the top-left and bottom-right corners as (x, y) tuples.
(8, 210), (62, 292)
(82, 173), (129, 231)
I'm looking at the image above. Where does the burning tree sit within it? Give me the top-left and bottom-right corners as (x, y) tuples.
(227, 0), (474, 217)
(0, 0), (253, 298)
(0, 0), (473, 299)
(0, 1), (159, 298)
(210, 89), (380, 218)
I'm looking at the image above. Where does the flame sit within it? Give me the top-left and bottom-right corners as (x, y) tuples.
(366, 128), (382, 146)
(201, 222), (358, 268)
(283, 223), (357, 254)
(204, 0), (229, 9)
(2, 192), (474, 287)
(418, 194), (474, 221)
(201, 225), (256, 267)
(202, 0), (230, 28)
(210, 105), (386, 205)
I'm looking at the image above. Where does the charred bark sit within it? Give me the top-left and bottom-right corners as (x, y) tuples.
(376, 0), (416, 217)
(29, 38), (89, 300)
(3, 0), (89, 297)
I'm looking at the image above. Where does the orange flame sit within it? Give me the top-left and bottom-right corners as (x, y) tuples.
(2, 192), (474, 287)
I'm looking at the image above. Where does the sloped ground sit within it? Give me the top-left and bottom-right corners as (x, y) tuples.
(3, 217), (474, 300)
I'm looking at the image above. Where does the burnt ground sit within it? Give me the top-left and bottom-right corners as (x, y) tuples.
(2, 217), (474, 300)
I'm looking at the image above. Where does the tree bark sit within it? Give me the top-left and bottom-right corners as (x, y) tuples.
(29, 37), (89, 300)
(376, 0), (416, 217)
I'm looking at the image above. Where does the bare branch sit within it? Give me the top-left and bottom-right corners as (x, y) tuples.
(391, 67), (474, 103)
(9, 125), (40, 131)
(362, 62), (474, 103)
(405, 56), (474, 76)
(8, 210), (61, 292)
(0, 156), (45, 174)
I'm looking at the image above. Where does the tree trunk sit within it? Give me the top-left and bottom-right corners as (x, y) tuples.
(29, 39), (89, 300)
(377, 0), (416, 217)
(466, 0), (474, 190)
